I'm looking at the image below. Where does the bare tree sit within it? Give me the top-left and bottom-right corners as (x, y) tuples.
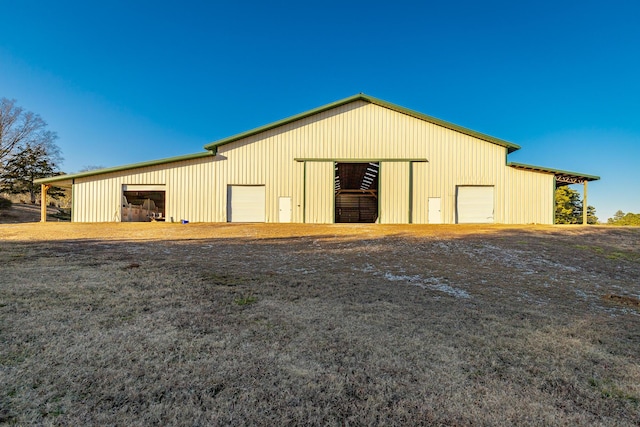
(0, 98), (63, 203)
(0, 98), (57, 166)
(0, 139), (64, 203)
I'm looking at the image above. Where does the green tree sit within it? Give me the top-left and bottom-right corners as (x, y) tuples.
(555, 186), (597, 224)
(555, 186), (580, 224)
(0, 140), (64, 203)
(585, 205), (598, 225)
(607, 211), (640, 226)
(608, 210), (625, 223)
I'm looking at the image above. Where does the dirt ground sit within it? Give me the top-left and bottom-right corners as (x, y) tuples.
(0, 203), (62, 224)
(1, 223), (639, 425)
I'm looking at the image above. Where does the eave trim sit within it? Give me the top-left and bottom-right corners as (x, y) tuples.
(508, 161), (600, 182)
(294, 158), (428, 162)
(34, 151), (216, 184)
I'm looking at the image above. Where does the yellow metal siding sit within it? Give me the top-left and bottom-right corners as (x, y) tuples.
(303, 162), (333, 223)
(379, 162), (410, 224)
(167, 159), (216, 222)
(411, 162), (429, 224)
(292, 160), (305, 222)
(217, 101), (512, 224)
(72, 159), (219, 222)
(70, 101), (552, 224)
(505, 167), (554, 224)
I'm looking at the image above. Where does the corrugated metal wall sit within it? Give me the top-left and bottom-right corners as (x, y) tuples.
(71, 100), (552, 224)
(505, 167), (554, 224)
(411, 162), (429, 223)
(72, 158), (215, 222)
(215, 101), (514, 224)
(73, 168), (167, 222)
(303, 161), (333, 224)
(379, 162), (410, 224)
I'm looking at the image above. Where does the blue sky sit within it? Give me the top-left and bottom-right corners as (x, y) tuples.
(1, 0), (638, 221)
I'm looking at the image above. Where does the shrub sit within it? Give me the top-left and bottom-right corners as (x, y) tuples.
(0, 197), (12, 210)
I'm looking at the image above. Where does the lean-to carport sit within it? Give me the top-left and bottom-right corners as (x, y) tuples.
(508, 162), (600, 224)
(38, 180), (72, 222)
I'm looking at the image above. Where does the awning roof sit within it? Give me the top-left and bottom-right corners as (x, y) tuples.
(34, 151), (215, 186)
(508, 162), (600, 185)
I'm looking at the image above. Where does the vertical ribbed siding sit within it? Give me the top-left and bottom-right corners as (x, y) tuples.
(74, 167), (167, 222)
(505, 167), (554, 224)
(303, 161), (333, 223)
(167, 159), (216, 223)
(73, 159), (217, 222)
(292, 160), (305, 222)
(70, 100), (553, 224)
(411, 162), (429, 223)
(379, 162), (410, 224)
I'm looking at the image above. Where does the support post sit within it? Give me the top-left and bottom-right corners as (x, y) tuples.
(40, 184), (51, 222)
(583, 181), (588, 225)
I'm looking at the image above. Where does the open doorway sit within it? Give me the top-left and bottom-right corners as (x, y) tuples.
(122, 185), (166, 222)
(334, 162), (379, 223)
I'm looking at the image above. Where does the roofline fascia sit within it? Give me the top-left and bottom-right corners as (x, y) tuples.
(294, 157), (428, 162)
(204, 94), (521, 153)
(34, 151), (215, 184)
(507, 161), (600, 181)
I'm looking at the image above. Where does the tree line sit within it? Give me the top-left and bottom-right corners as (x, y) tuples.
(607, 210), (640, 226)
(0, 98), (64, 204)
(554, 186), (639, 225)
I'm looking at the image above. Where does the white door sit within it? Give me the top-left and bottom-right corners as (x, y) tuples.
(428, 197), (442, 224)
(228, 185), (266, 222)
(457, 186), (494, 223)
(278, 197), (292, 223)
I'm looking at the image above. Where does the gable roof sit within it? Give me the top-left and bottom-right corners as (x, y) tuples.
(35, 95), (523, 187)
(204, 93), (521, 154)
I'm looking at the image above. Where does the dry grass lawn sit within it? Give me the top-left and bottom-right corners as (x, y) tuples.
(1, 223), (639, 426)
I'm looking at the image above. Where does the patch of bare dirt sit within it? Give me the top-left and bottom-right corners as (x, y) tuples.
(0, 203), (62, 224)
(603, 294), (640, 307)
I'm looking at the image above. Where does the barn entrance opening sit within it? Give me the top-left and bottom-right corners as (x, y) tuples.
(122, 186), (166, 222)
(334, 162), (379, 223)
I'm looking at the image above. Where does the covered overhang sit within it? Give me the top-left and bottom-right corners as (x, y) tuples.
(507, 162), (600, 185)
(33, 151), (216, 222)
(508, 162), (600, 225)
(33, 177), (73, 223)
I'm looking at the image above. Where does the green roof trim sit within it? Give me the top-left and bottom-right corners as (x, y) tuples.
(508, 162), (600, 181)
(34, 151), (215, 185)
(204, 93), (521, 153)
(294, 158), (428, 162)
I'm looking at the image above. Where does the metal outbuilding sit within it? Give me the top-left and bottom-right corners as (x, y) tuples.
(36, 94), (599, 224)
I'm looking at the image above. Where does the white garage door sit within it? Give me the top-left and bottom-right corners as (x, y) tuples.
(457, 186), (494, 223)
(228, 185), (266, 222)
